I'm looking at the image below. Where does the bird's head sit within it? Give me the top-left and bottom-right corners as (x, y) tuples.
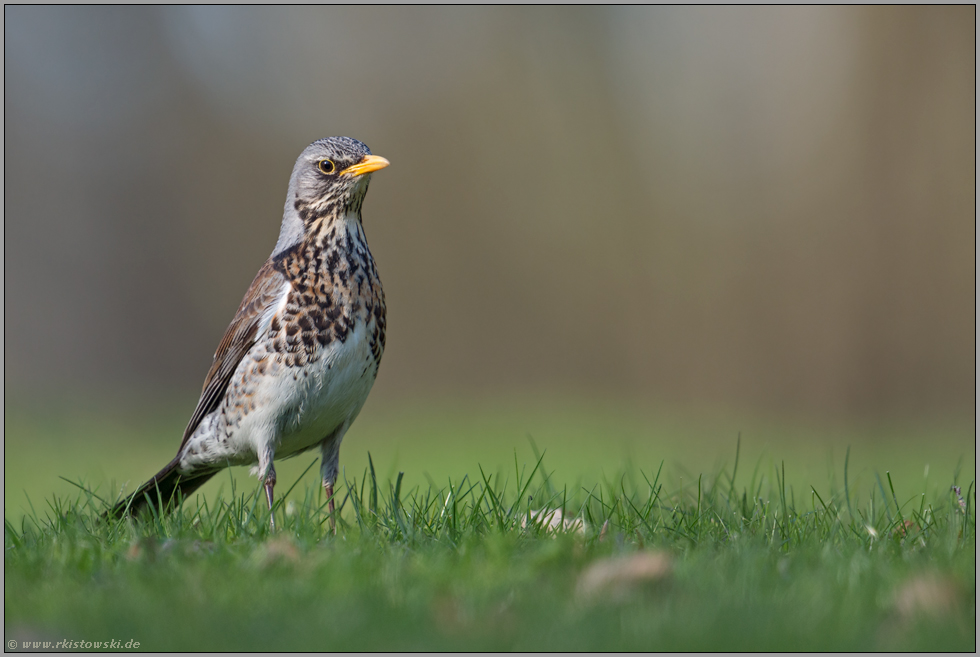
(273, 136), (389, 255)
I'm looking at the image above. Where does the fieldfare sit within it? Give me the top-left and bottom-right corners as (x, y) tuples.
(111, 136), (389, 530)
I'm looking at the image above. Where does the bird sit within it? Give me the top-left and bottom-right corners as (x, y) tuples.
(110, 136), (389, 530)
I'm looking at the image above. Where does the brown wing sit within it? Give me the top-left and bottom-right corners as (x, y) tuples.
(177, 260), (289, 452)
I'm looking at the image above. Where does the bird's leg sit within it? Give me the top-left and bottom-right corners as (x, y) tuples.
(264, 467), (277, 530)
(320, 424), (347, 535)
(257, 446), (277, 530)
(323, 481), (336, 534)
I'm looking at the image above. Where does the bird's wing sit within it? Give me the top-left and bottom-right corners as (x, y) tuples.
(177, 260), (290, 452)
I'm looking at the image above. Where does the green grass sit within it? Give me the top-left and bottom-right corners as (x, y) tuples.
(5, 444), (975, 651)
(5, 395), (975, 521)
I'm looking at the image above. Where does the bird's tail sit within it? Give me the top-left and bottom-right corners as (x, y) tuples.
(107, 458), (215, 519)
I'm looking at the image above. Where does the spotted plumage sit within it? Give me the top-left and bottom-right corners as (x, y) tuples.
(111, 137), (389, 529)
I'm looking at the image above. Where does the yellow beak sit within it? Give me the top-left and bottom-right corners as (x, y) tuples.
(341, 154), (390, 177)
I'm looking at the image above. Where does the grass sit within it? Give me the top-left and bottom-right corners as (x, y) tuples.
(4, 443), (976, 651)
(5, 395), (975, 521)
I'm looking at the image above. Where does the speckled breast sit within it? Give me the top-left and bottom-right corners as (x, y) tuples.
(262, 230), (386, 455)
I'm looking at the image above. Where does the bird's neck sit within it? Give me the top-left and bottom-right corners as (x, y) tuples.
(273, 187), (364, 258)
(308, 212), (368, 253)
(274, 213), (375, 289)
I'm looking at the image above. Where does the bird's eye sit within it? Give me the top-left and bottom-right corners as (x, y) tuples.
(317, 159), (336, 175)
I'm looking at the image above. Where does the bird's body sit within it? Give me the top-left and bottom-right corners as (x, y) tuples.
(113, 137), (389, 526)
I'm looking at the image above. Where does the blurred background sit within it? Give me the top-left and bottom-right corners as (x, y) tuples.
(4, 6), (975, 516)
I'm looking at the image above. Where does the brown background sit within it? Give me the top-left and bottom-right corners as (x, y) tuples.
(4, 6), (975, 420)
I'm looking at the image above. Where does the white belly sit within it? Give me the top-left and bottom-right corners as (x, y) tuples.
(180, 322), (378, 470)
(270, 323), (377, 456)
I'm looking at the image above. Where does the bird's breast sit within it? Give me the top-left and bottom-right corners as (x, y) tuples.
(205, 230), (387, 459)
(268, 237), (385, 369)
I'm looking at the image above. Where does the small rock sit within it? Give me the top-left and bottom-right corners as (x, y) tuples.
(892, 574), (959, 621)
(576, 551), (673, 603)
(521, 508), (586, 534)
